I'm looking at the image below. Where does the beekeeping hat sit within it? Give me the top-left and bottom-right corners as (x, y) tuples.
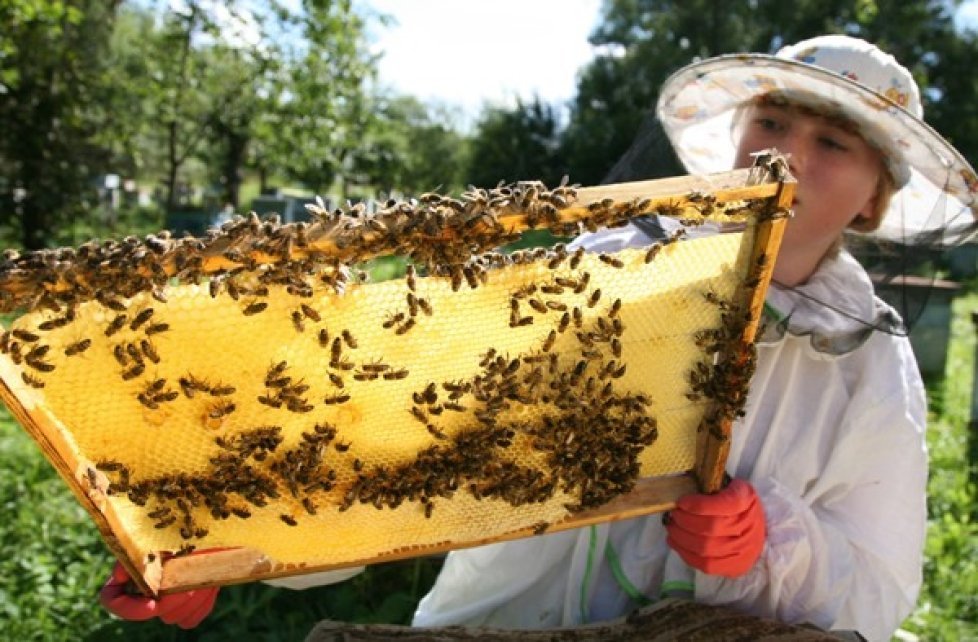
(656, 34), (978, 247)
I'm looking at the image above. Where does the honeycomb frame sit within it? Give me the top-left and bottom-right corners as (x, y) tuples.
(0, 160), (793, 595)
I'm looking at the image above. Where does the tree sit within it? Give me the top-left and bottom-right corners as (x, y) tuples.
(466, 97), (567, 189)
(354, 94), (468, 196)
(563, 0), (969, 185)
(256, 0), (378, 198)
(0, 0), (121, 249)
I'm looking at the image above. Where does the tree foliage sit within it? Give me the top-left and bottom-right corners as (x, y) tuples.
(0, 0), (120, 249)
(466, 97), (568, 189)
(467, 0), (978, 189)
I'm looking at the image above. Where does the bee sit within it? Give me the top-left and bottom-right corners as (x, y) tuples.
(291, 310), (305, 333)
(21, 372), (45, 388)
(302, 498), (317, 515)
(258, 394), (283, 408)
(25, 344), (50, 360)
(569, 248), (585, 269)
(352, 458), (364, 472)
(208, 400), (236, 419)
(417, 297), (433, 316)
(463, 266), (479, 289)
(703, 289), (729, 310)
(268, 360), (288, 377)
(587, 289), (602, 308)
(231, 507), (251, 519)
(353, 370), (378, 382)
(300, 303), (320, 322)
(532, 521), (549, 535)
(406, 265), (417, 292)
(342, 330), (357, 349)
(644, 244), (662, 264)
(513, 284), (537, 300)
(37, 317), (68, 331)
(334, 440), (351, 452)
(450, 267), (463, 292)
(546, 300), (567, 312)
(542, 330), (557, 352)
(279, 514), (298, 526)
(598, 254), (624, 268)
(528, 298), (548, 314)
(154, 515), (177, 529)
(612, 318), (625, 335)
(611, 338), (623, 358)
(97, 294), (127, 312)
(479, 348), (497, 367)
(542, 283), (565, 296)
(328, 372), (345, 387)
(11, 329), (39, 343)
(145, 322), (170, 335)
(410, 406), (428, 423)
(383, 312), (405, 329)
(140, 339), (160, 364)
(318, 328), (331, 347)
(609, 298), (622, 318)
(136, 392), (159, 409)
(129, 308), (154, 331)
(424, 502), (434, 518)
(104, 314), (127, 337)
(210, 384), (235, 396)
(243, 301), (267, 316)
(572, 307), (584, 328)
(25, 357), (55, 373)
(125, 342), (144, 365)
(323, 393), (350, 404)
(426, 423), (447, 439)
(395, 318), (416, 335)
(556, 312), (570, 333)
(147, 507), (171, 519)
(444, 402), (466, 412)
(95, 460), (125, 474)
(383, 368), (409, 380)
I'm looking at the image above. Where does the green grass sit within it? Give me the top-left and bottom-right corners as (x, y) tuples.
(902, 288), (978, 640)
(2, 288), (978, 640)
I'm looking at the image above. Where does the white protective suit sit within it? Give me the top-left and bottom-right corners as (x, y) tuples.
(269, 222), (928, 642)
(411, 222), (928, 641)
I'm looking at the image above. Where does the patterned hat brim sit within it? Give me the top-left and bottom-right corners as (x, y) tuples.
(656, 54), (978, 244)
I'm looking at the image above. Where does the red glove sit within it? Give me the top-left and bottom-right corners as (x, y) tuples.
(99, 561), (219, 629)
(665, 478), (766, 578)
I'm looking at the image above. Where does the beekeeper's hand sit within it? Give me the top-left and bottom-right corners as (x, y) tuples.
(665, 478), (766, 578)
(99, 560), (219, 628)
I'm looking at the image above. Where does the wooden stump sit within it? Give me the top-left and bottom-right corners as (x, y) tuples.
(304, 598), (862, 641)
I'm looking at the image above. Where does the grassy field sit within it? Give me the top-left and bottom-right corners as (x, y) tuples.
(1, 292), (977, 640)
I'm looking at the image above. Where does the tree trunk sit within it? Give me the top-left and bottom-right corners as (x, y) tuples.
(223, 129), (247, 209)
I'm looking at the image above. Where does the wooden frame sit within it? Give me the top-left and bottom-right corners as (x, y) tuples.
(0, 161), (792, 595)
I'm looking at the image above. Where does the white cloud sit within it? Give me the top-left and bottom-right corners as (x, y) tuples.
(360, 0), (602, 120)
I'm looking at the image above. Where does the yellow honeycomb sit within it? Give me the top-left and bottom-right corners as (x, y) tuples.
(0, 154), (800, 594)
(0, 228), (754, 585)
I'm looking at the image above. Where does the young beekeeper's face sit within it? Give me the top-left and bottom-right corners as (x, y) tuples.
(733, 102), (883, 265)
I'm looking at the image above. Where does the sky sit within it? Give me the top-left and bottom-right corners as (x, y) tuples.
(229, 0), (978, 128)
(356, 0), (604, 126)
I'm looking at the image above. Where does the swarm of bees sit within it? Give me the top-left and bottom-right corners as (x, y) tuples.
(0, 174), (782, 571)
